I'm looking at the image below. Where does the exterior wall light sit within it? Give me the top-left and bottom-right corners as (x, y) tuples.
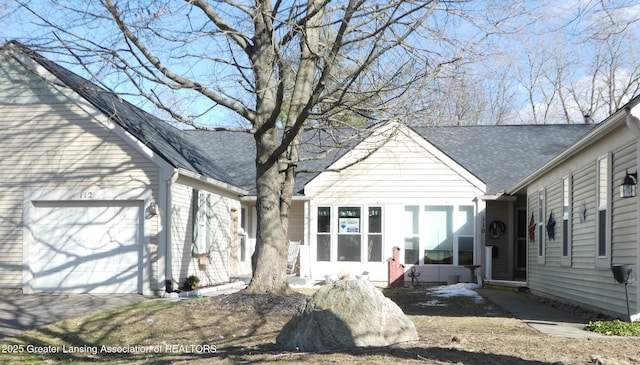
(620, 170), (637, 198)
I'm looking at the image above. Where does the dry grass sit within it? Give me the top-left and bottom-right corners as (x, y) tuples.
(1, 286), (640, 364)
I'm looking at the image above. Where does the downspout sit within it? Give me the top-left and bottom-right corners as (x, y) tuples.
(625, 108), (640, 321)
(164, 170), (179, 293)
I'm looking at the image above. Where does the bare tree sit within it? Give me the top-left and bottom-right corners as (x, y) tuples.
(506, 0), (640, 124)
(9, 0), (510, 293)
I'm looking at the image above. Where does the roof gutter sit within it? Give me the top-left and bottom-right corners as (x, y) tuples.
(177, 168), (248, 197)
(240, 194), (311, 203)
(507, 98), (640, 195)
(478, 192), (517, 201)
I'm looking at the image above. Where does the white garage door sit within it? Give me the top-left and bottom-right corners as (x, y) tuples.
(29, 201), (142, 293)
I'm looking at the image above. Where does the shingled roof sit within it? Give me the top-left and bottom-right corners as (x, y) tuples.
(412, 124), (597, 194)
(4, 41), (241, 191)
(188, 123), (597, 196)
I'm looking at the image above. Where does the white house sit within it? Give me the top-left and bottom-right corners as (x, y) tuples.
(0, 41), (251, 295)
(190, 121), (596, 286)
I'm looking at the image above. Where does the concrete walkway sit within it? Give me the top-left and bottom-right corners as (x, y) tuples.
(477, 288), (609, 338)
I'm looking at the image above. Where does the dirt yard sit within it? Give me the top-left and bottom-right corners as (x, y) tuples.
(3, 284), (640, 364)
(192, 285), (640, 364)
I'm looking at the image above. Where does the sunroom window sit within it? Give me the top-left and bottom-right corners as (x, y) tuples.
(403, 204), (475, 266)
(317, 207), (331, 261)
(338, 207), (361, 261)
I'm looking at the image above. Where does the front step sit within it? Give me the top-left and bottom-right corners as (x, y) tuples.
(484, 279), (528, 292)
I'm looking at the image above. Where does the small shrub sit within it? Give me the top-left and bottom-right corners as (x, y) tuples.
(585, 319), (640, 336)
(183, 275), (200, 291)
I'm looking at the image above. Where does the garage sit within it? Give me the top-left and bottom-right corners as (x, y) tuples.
(27, 200), (143, 294)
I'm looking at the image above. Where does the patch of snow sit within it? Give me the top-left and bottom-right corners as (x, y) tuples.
(426, 283), (484, 303)
(416, 300), (446, 307)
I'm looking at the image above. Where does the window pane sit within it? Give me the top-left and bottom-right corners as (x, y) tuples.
(338, 207), (360, 233)
(404, 237), (419, 265)
(317, 235), (331, 261)
(458, 237), (474, 266)
(538, 190), (544, 221)
(367, 235), (382, 262)
(338, 235), (361, 261)
(457, 206), (474, 235)
(368, 207), (382, 233)
(240, 235), (246, 261)
(562, 177), (570, 219)
(562, 220), (568, 257)
(598, 158), (608, 209)
(404, 206), (419, 235)
(598, 209), (607, 256)
(317, 207), (331, 233)
(538, 225), (544, 256)
(424, 250), (453, 264)
(424, 206), (453, 264)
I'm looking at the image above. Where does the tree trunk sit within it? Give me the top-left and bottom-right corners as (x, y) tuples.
(247, 128), (290, 294)
(245, 0), (290, 294)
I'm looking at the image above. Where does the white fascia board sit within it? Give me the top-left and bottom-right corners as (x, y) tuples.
(507, 100), (640, 195)
(177, 168), (248, 196)
(240, 195), (310, 203)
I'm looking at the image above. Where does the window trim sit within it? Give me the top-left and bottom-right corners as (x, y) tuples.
(595, 153), (612, 269)
(366, 206), (384, 262)
(192, 189), (212, 256)
(316, 206), (332, 262)
(537, 188), (545, 264)
(560, 175), (572, 267)
(337, 206), (363, 262)
(315, 204), (385, 263)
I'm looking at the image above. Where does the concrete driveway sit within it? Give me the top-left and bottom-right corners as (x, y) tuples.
(0, 294), (147, 338)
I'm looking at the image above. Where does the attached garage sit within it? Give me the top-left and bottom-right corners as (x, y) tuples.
(24, 199), (144, 294)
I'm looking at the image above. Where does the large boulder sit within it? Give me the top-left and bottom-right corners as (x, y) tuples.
(276, 279), (418, 352)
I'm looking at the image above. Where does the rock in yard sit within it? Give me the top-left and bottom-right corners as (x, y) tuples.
(276, 279), (418, 352)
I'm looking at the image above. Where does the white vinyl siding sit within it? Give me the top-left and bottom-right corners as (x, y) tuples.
(305, 129), (484, 202)
(306, 125), (482, 282)
(170, 182), (236, 289)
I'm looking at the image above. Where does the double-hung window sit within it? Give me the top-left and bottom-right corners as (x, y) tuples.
(367, 207), (383, 262)
(561, 176), (572, 266)
(317, 207), (331, 261)
(338, 207), (361, 261)
(596, 154), (611, 268)
(537, 189), (545, 264)
(192, 189), (212, 256)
